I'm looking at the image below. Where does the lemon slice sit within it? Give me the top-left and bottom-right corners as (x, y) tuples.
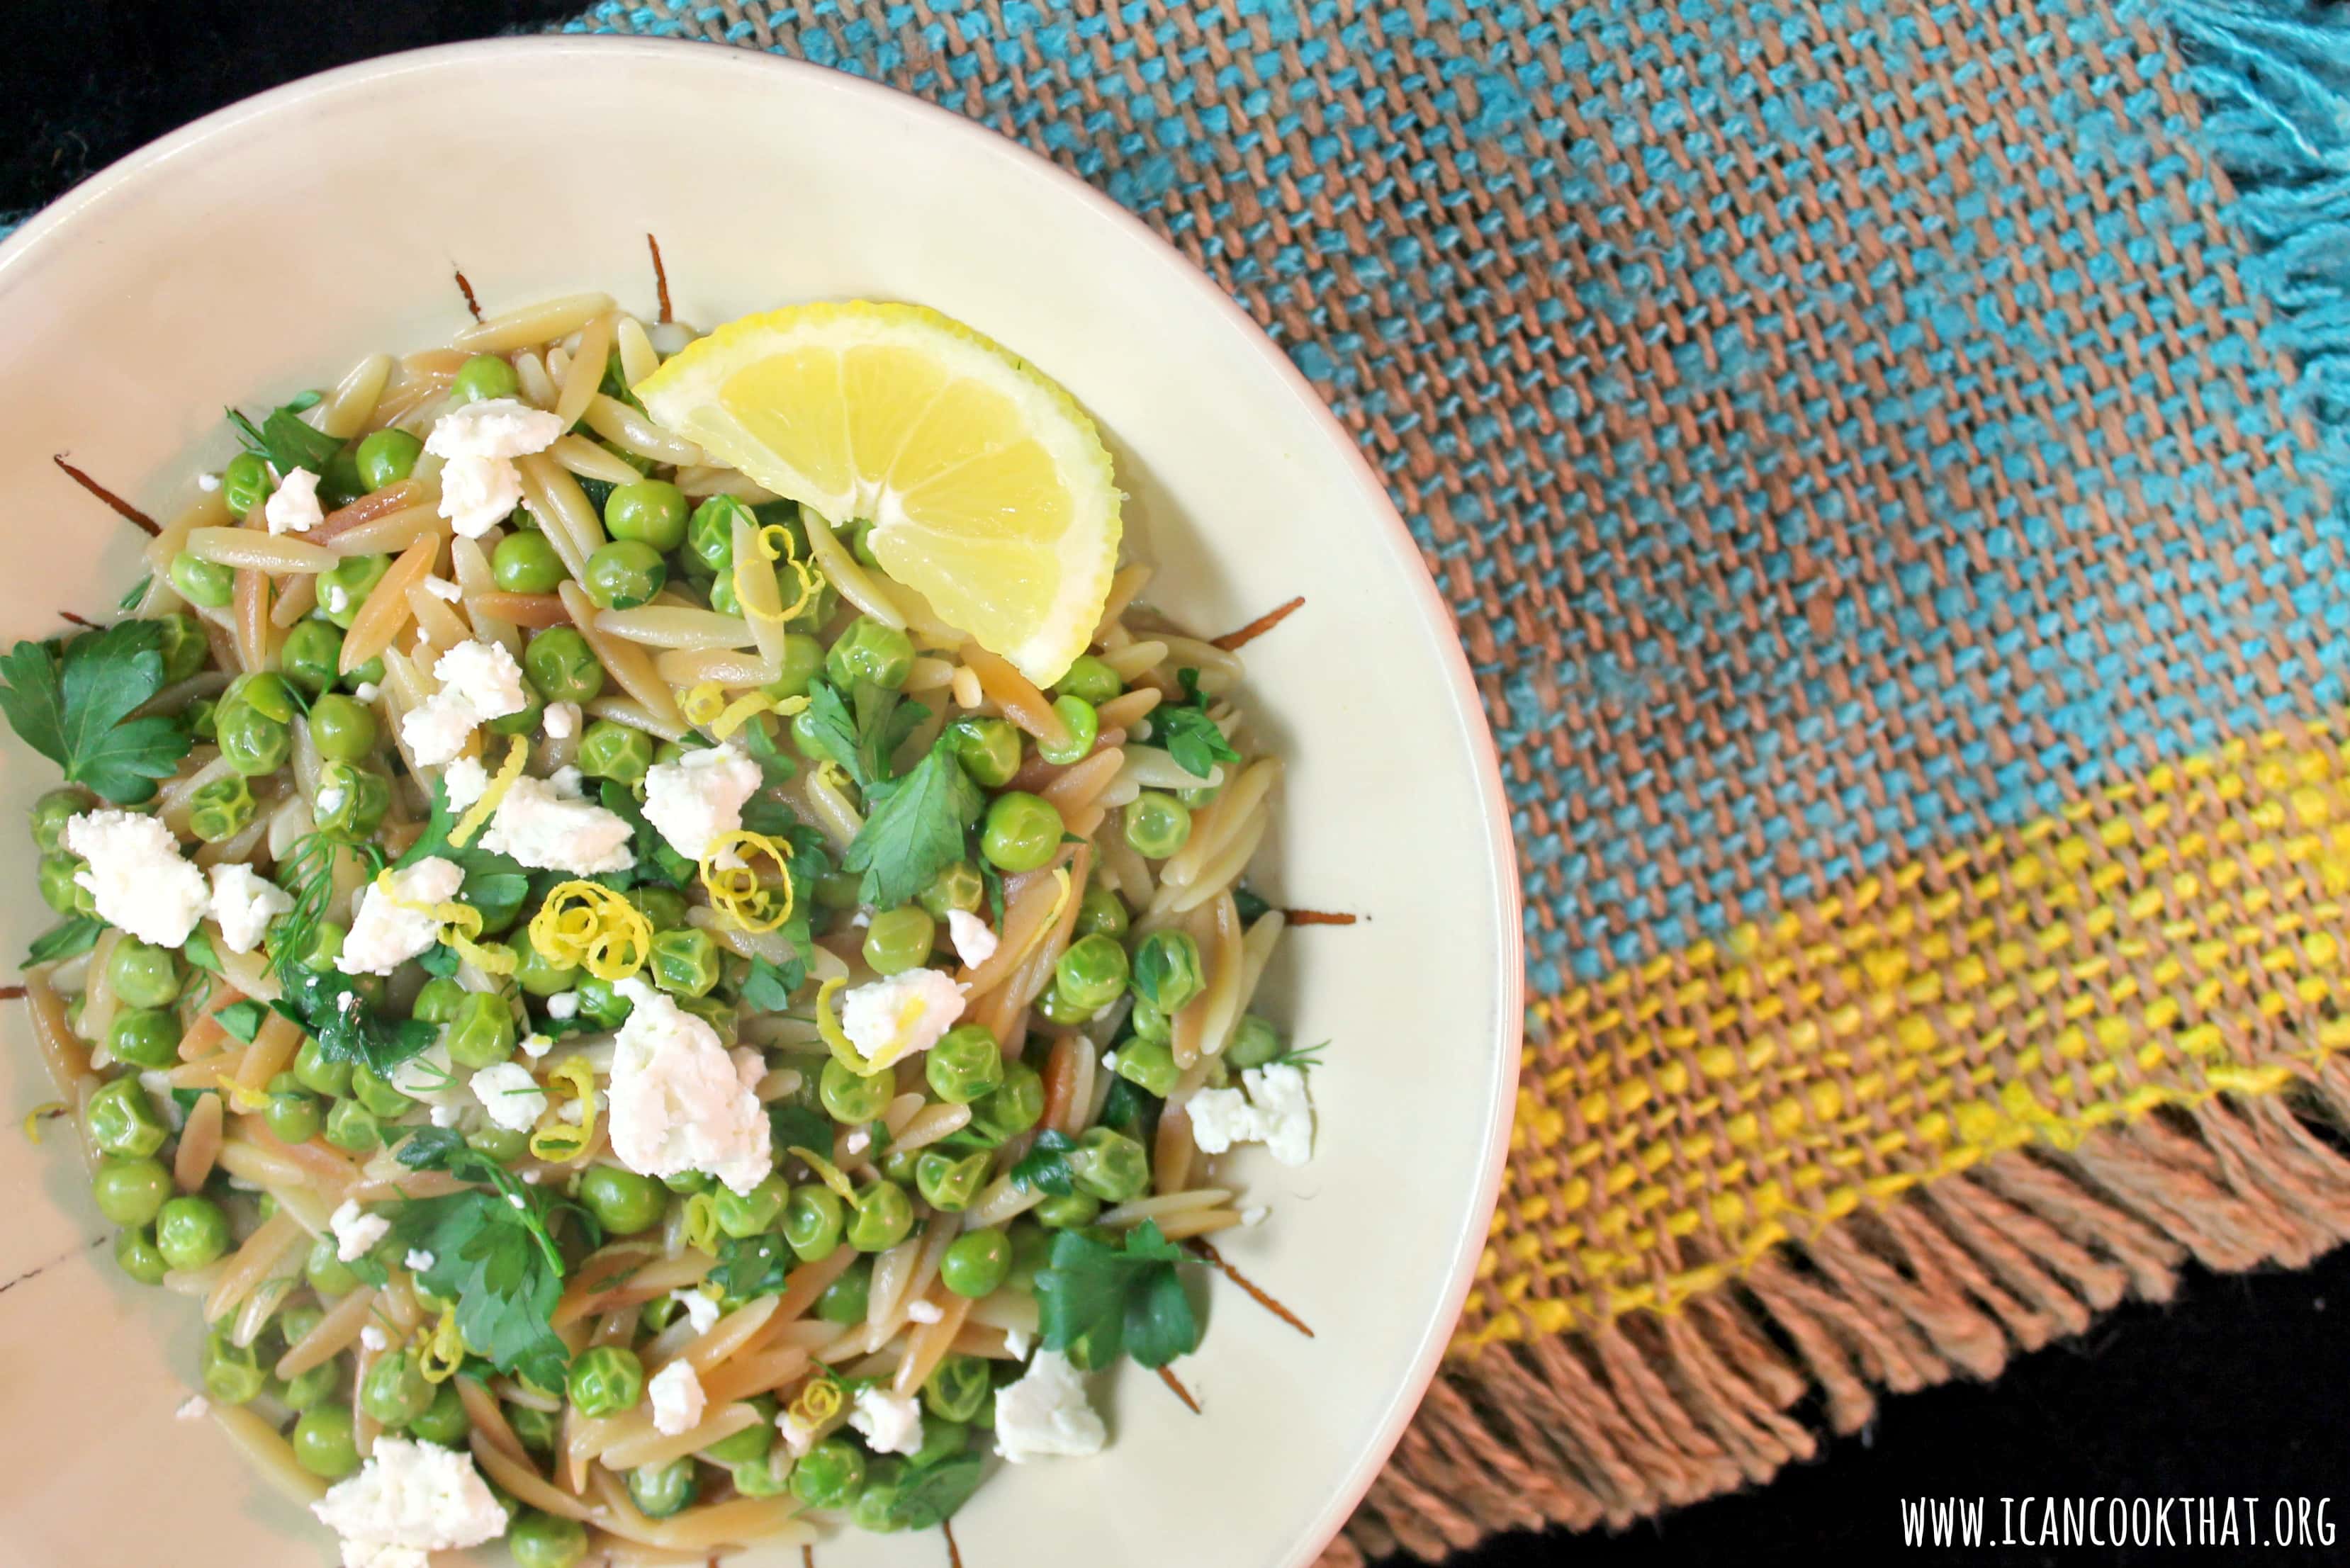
(635, 302), (1120, 687)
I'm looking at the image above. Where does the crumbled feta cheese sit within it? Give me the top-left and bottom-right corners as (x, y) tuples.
(319, 580), (352, 615)
(547, 765), (588, 799)
(425, 399), (566, 538)
(1003, 1326), (1032, 1360)
(400, 639), (527, 767)
(906, 1298), (943, 1325)
(838, 968), (967, 1071)
(1183, 1064), (1315, 1167)
(176, 1394), (210, 1421)
(542, 700), (580, 740)
(339, 856), (463, 975)
(672, 1289), (721, 1336)
(1101, 1051), (1121, 1074)
(520, 1032), (553, 1059)
(206, 862), (291, 954)
(441, 755), (490, 812)
(65, 811), (208, 947)
(404, 1250), (437, 1274)
(844, 1129), (870, 1156)
(993, 1350), (1106, 1463)
(360, 1326), (388, 1353)
(946, 908), (999, 968)
(421, 575), (462, 602)
(648, 1360), (707, 1437)
(848, 1387), (925, 1457)
(264, 466), (324, 535)
(471, 1062), (546, 1133)
(316, 782), (349, 820)
(353, 681), (381, 703)
(310, 1437), (507, 1568)
(641, 743), (762, 862)
(777, 1410), (819, 1457)
(607, 981), (772, 1194)
(330, 1199), (390, 1263)
(139, 1071), (184, 1129)
(545, 991), (580, 1021)
(196, 471), (220, 492)
(478, 775), (636, 875)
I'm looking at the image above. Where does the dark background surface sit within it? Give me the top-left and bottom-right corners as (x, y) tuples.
(11, 3), (2349, 1564)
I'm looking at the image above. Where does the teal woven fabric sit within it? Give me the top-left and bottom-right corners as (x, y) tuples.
(565, 0), (2350, 1013)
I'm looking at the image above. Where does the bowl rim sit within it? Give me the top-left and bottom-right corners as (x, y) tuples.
(0, 34), (1524, 1566)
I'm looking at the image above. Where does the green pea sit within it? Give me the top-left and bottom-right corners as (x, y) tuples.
(699, 1395), (777, 1464)
(685, 495), (747, 575)
(151, 613), (208, 684)
(276, 619), (344, 696)
(114, 1225), (170, 1285)
(1127, 992), (1171, 1044)
(217, 701), (291, 776)
(731, 1454), (792, 1498)
(1035, 695), (1098, 766)
(203, 1329), (267, 1405)
(924, 1025), (1003, 1106)
(189, 696), (223, 742)
(649, 927), (721, 998)
(1125, 789), (1193, 858)
(107, 1008), (181, 1070)
(569, 723), (649, 791)
(154, 1192), (231, 1271)
(573, 976), (634, 1030)
(819, 1057), (895, 1124)
(629, 886), (690, 932)
(407, 1380), (471, 1445)
(602, 480), (689, 550)
(578, 1166), (666, 1236)
(315, 553), (390, 629)
(307, 692), (378, 762)
(915, 861), (984, 920)
(714, 1174), (790, 1239)
(340, 1065), (403, 1121)
(583, 539), (666, 611)
(279, 1355), (342, 1414)
(877, 1146), (920, 1187)
(354, 427), (424, 492)
(813, 870), (862, 910)
(814, 1261), (872, 1324)
(305, 1232), (360, 1296)
(1055, 654), (1122, 705)
(660, 1169), (714, 1196)
(264, 1071), (324, 1144)
(342, 655), (384, 692)
(1069, 1126), (1150, 1203)
(1112, 1035), (1180, 1096)
(783, 1183), (845, 1263)
(1074, 881), (1130, 941)
(922, 1353), (994, 1427)
(451, 354), (520, 405)
(187, 774), (258, 845)
(915, 1149), (989, 1214)
(319, 761), (393, 838)
(789, 1435), (866, 1508)
(359, 1349), (432, 1426)
(468, 1124), (529, 1163)
(860, 906), (935, 976)
(761, 633), (825, 703)
(1033, 981), (1094, 1027)
(286, 1401), (361, 1479)
(444, 992), (517, 1069)
(323, 1098), (382, 1154)
(91, 1156), (173, 1226)
(409, 976), (467, 1026)
(317, 445), (367, 510)
(847, 1180), (915, 1253)
(30, 788), (87, 854)
(109, 938), (185, 1010)
(221, 453), (271, 519)
(86, 1076), (168, 1159)
(293, 1037), (354, 1098)
(849, 519), (882, 570)
(948, 716), (1021, 789)
(507, 1508), (590, 1568)
(488, 939), (569, 1010)
(1225, 1013), (1283, 1069)
(1035, 1191), (1100, 1230)
(169, 549), (235, 609)
(626, 1457), (696, 1519)
(557, 1343), (641, 1420)
(824, 617), (916, 690)
(1132, 930), (1205, 1013)
(490, 529), (564, 595)
(967, 1062), (1044, 1144)
(524, 626), (607, 704)
(980, 791), (1063, 873)
(1054, 934), (1130, 1014)
(848, 1458), (910, 1533)
(36, 852), (86, 917)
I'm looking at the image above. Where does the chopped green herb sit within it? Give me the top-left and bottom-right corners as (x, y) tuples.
(885, 1449), (986, 1529)
(1154, 667), (1241, 781)
(24, 916), (103, 966)
(843, 738), (982, 908)
(399, 779), (532, 925)
(741, 955), (805, 1013)
(0, 620), (195, 804)
(116, 577), (150, 613)
(226, 393), (342, 480)
(1010, 1129), (1076, 1195)
(1035, 1219), (1199, 1371)
(595, 778), (693, 889)
(213, 1000), (268, 1044)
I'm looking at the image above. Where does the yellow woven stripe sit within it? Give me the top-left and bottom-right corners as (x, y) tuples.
(1459, 718), (2350, 1353)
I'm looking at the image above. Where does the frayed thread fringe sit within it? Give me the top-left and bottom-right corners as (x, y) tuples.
(1318, 1063), (2350, 1565)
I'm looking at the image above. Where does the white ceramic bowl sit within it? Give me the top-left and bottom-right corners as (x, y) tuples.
(0, 38), (1519, 1568)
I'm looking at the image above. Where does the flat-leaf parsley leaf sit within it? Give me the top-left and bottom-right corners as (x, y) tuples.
(843, 738), (982, 908)
(1152, 667), (1241, 781)
(1035, 1219), (1200, 1371)
(0, 620), (193, 804)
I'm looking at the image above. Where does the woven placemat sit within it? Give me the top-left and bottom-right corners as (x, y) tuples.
(569, 1), (2350, 1559)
